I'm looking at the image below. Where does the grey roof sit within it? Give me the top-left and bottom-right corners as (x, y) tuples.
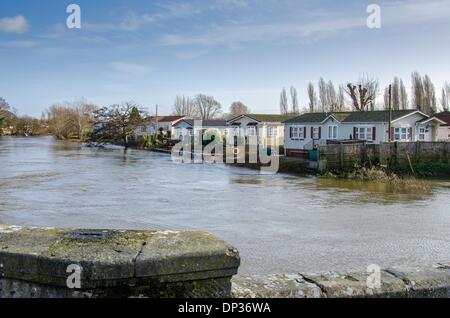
(284, 110), (421, 124)
(176, 119), (228, 128)
(228, 114), (297, 123)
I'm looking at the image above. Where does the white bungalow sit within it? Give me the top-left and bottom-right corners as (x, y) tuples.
(226, 114), (296, 149)
(284, 110), (445, 157)
(135, 116), (186, 139)
(435, 111), (450, 141)
(172, 119), (229, 141)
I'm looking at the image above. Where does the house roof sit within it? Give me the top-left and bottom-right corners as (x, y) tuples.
(435, 111), (450, 126)
(175, 119), (228, 128)
(142, 115), (186, 125)
(285, 110), (422, 124)
(228, 114), (297, 123)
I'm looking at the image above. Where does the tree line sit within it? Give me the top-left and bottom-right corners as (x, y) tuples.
(171, 94), (250, 119)
(281, 71), (449, 115)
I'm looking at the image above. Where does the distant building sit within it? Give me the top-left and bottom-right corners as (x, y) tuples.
(172, 119), (228, 141)
(284, 110), (445, 157)
(434, 111), (450, 141)
(226, 114), (297, 150)
(135, 116), (187, 138)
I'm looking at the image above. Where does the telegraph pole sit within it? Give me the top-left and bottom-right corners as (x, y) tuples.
(154, 104), (159, 141)
(388, 85), (392, 142)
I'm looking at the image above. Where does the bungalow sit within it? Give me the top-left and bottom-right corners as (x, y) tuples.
(284, 110), (445, 157)
(135, 116), (186, 139)
(172, 119), (229, 141)
(226, 114), (297, 149)
(435, 111), (450, 141)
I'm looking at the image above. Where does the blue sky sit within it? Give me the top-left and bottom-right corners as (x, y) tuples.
(1, 0), (450, 116)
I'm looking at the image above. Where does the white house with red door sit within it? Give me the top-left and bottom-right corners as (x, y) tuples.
(283, 110), (444, 157)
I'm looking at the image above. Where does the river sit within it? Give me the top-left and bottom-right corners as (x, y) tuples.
(0, 136), (449, 275)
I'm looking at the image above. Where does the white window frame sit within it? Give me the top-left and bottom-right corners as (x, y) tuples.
(246, 126), (256, 136)
(291, 126), (305, 140)
(328, 125), (338, 140)
(418, 127), (426, 141)
(268, 127), (278, 137)
(356, 127), (373, 141)
(394, 127), (408, 141)
(312, 127), (319, 139)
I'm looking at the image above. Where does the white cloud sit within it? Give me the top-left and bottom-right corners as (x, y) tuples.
(383, 0), (450, 23)
(108, 62), (152, 75)
(161, 17), (364, 47)
(0, 40), (37, 48)
(160, 0), (450, 48)
(0, 15), (29, 33)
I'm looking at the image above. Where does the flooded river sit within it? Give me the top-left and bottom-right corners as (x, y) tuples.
(0, 136), (449, 275)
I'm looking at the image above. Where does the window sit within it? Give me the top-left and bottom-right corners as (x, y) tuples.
(268, 127), (278, 137)
(328, 126), (338, 139)
(394, 127), (408, 141)
(224, 128), (229, 136)
(313, 127), (319, 139)
(419, 127), (426, 141)
(356, 127), (373, 141)
(141, 126), (147, 133)
(232, 127), (240, 136)
(246, 127), (256, 136)
(291, 126), (304, 139)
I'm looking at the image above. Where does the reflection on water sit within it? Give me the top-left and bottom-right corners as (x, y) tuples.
(0, 136), (449, 275)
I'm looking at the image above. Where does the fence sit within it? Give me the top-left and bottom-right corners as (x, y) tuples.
(379, 142), (450, 166)
(318, 142), (449, 171)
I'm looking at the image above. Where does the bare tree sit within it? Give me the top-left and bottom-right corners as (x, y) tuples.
(318, 78), (328, 112)
(392, 77), (400, 110)
(400, 79), (409, 110)
(45, 98), (96, 140)
(411, 71), (436, 114)
(411, 71), (424, 110)
(172, 95), (197, 117)
(383, 86), (390, 110)
(92, 102), (146, 148)
(423, 75), (437, 114)
(337, 84), (346, 111)
(441, 82), (450, 111)
(326, 81), (338, 111)
(194, 94), (222, 120)
(70, 98), (97, 140)
(307, 82), (317, 113)
(290, 86), (299, 114)
(230, 101), (250, 116)
(346, 76), (379, 112)
(280, 88), (288, 114)
(0, 97), (10, 111)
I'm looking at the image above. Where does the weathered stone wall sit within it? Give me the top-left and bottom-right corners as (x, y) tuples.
(0, 225), (240, 298)
(232, 262), (450, 298)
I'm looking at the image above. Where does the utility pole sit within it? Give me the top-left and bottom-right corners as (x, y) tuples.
(388, 85), (392, 142)
(154, 104), (159, 141)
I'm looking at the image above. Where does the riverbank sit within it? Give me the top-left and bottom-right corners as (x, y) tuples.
(2, 137), (449, 277)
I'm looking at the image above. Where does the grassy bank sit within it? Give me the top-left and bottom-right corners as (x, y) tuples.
(391, 162), (450, 179)
(319, 165), (434, 193)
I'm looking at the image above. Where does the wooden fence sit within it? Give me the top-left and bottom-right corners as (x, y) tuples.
(318, 142), (449, 171)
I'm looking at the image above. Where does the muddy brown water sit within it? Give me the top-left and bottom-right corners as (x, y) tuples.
(0, 136), (449, 275)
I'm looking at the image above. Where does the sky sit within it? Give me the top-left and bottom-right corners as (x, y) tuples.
(0, 0), (450, 117)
